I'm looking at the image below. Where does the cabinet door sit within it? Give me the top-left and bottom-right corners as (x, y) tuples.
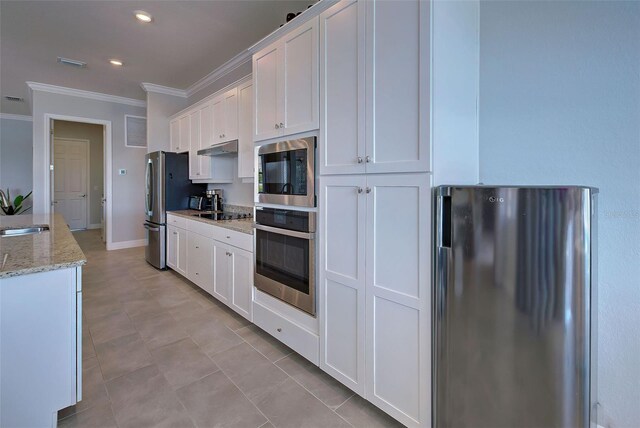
(229, 246), (253, 321)
(212, 95), (225, 145)
(187, 231), (213, 293)
(169, 119), (180, 153)
(319, 0), (365, 175)
(238, 81), (254, 179)
(199, 103), (213, 179)
(212, 241), (230, 304)
(189, 110), (201, 179)
(178, 115), (190, 153)
(167, 225), (178, 270)
(365, 0), (429, 174)
(223, 88), (238, 141)
(319, 175), (366, 395)
(253, 42), (281, 141)
(281, 16), (319, 136)
(364, 173), (431, 426)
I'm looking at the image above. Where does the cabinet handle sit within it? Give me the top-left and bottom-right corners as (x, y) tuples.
(277, 328), (282, 332)
(196, 172), (200, 175)
(279, 122), (284, 128)
(365, 155), (371, 163)
(195, 272), (199, 275)
(275, 124), (280, 129)
(357, 187), (363, 194)
(173, 232), (177, 235)
(226, 236), (231, 239)
(357, 157), (363, 164)
(222, 134), (225, 138)
(366, 187), (371, 194)
(195, 246), (199, 249)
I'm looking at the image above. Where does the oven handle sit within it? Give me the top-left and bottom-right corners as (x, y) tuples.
(253, 224), (315, 240)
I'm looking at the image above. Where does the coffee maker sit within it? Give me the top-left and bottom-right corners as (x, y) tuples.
(205, 189), (223, 211)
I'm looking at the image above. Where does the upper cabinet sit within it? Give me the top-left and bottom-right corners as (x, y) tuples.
(237, 81), (254, 179)
(212, 88), (238, 145)
(319, 0), (429, 175)
(253, 17), (319, 142)
(170, 119), (180, 153)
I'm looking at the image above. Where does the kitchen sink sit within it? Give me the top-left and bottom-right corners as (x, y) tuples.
(0, 226), (50, 237)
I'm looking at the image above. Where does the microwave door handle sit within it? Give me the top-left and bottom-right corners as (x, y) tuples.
(253, 224), (315, 240)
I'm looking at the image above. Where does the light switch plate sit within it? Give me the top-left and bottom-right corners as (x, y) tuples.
(118, 169), (127, 175)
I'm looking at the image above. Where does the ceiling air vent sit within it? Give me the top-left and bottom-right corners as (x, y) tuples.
(57, 57), (87, 68)
(4, 96), (24, 102)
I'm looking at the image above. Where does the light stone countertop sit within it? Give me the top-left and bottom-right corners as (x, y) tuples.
(0, 213), (86, 279)
(168, 210), (254, 235)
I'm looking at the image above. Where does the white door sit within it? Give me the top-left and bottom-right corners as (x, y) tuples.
(229, 246), (253, 321)
(237, 81), (254, 179)
(223, 88), (239, 141)
(319, 175), (367, 395)
(53, 138), (88, 230)
(319, 0), (366, 175)
(281, 16), (319, 136)
(364, 173), (431, 426)
(189, 110), (201, 179)
(253, 42), (281, 141)
(212, 241), (230, 304)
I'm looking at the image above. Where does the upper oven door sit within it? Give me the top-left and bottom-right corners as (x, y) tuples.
(257, 137), (315, 207)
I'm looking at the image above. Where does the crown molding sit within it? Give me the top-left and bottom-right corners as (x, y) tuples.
(171, 74), (252, 119)
(26, 82), (146, 108)
(0, 113), (32, 121)
(186, 50), (252, 98)
(140, 83), (187, 98)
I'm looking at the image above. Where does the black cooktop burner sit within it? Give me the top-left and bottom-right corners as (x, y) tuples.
(192, 211), (252, 221)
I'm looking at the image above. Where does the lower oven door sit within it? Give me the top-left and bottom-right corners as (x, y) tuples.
(254, 224), (316, 316)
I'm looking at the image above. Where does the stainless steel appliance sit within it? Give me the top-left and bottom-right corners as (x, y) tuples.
(434, 186), (598, 428)
(188, 195), (205, 211)
(254, 207), (316, 315)
(144, 151), (206, 269)
(206, 189), (223, 212)
(257, 137), (316, 207)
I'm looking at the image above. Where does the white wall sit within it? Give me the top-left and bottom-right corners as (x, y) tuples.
(52, 120), (104, 226)
(479, 2), (640, 426)
(0, 117), (33, 211)
(146, 91), (188, 153)
(31, 90), (147, 244)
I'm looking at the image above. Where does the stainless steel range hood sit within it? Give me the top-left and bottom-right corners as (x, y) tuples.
(197, 140), (238, 156)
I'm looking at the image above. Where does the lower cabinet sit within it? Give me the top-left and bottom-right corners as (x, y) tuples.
(167, 216), (253, 322)
(319, 173), (431, 427)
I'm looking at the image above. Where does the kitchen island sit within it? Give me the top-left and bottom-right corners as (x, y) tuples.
(0, 213), (85, 428)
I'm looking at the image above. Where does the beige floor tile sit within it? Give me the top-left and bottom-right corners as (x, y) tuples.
(106, 365), (194, 428)
(190, 319), (245, 356)
(151, 338), (220, 389)
(57, 402), (117, 428)
(176, 371), (267, 428)
(82, 327), (96, 360)
(212, 342), (289, 404)
(237, 324), (293, 362)
(148, 284), (194, 309)
(335, 394), (404, 428)
(88, 310), (135, 345)
(256, 378), (351, 428)
(83, 295), (123, 323)
(275, 353), (354, 410)
(95, 332), (153, 381)
(121, 291), (165, 319)
(132, 311), (189, 350)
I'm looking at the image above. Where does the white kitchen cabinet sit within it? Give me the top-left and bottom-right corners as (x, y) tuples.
(186, 230), (214, 295)
(237, 81), (254, 179)
(212, 88), (239, 145)
(198, 103), (213, 178)
(253, 17), (319, 141)
(320, 0), (429, 175)
(189, 109), (201, 179)
(319, 173), (431, 427)
(212, 240), (230, 304)
(167, 224), (187, 276)
(229, 245), (253, 321)
(177, 115), (190, 153)
(170, 119), (180, 153)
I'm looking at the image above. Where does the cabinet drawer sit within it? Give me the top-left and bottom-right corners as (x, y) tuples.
(167, 214), (187, 230)
(253, 302), (319, 365)
(211, 226), (253, 252)
(187, 218), (214, 238)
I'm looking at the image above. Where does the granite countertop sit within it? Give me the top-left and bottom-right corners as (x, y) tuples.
(169, 210), (254, 235)
(0, 213), (86, 279)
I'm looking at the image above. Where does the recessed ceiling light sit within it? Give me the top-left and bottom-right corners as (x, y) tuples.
(109, 59), (123, 66)
(134, 10), (152, 23)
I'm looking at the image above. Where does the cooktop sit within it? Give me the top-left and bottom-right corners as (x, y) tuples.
(191, 211), (252, 221)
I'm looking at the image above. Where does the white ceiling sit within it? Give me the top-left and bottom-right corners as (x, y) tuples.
(0, 0), (312, 115)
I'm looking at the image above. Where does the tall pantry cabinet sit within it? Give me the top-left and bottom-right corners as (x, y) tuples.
(318, 0), (478, 427)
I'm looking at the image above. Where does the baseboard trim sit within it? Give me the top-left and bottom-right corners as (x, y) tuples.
(107, 239), (147, 251)
(87, 224), (102, 230)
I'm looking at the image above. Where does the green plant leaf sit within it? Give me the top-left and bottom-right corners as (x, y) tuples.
(13, 195), (23, 208)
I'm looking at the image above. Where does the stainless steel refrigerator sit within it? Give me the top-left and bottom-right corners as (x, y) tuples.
(434, 186), (598, 428)
(144, 151), (206, 269)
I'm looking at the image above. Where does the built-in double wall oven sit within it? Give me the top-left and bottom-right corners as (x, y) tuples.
(254, 136), (317, 316)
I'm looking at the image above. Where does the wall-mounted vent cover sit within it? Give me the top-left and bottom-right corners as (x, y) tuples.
(4, 96), (24, 102)
(57, 57), (87, 68)
(125, 115), (147, 148)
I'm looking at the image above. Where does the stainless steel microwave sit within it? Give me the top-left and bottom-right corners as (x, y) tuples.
(257, 137), (316, 208)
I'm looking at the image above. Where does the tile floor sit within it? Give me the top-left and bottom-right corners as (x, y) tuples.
(58, 230), (403, 428)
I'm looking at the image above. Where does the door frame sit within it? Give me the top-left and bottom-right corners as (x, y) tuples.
(52, 137), (91, 230)
(44, 114), (112, 248)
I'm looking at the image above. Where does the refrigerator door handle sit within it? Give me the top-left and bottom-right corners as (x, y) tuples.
(145, 159), (153, 216)
(437, 195), (452, 248)
(143, 223), (160, 232)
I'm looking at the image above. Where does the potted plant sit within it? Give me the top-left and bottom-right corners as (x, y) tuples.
(0, 189), (32, 215)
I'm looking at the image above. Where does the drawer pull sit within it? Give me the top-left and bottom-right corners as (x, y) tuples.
(276, 328), (282, 332)
(226, 236), (231, 239)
